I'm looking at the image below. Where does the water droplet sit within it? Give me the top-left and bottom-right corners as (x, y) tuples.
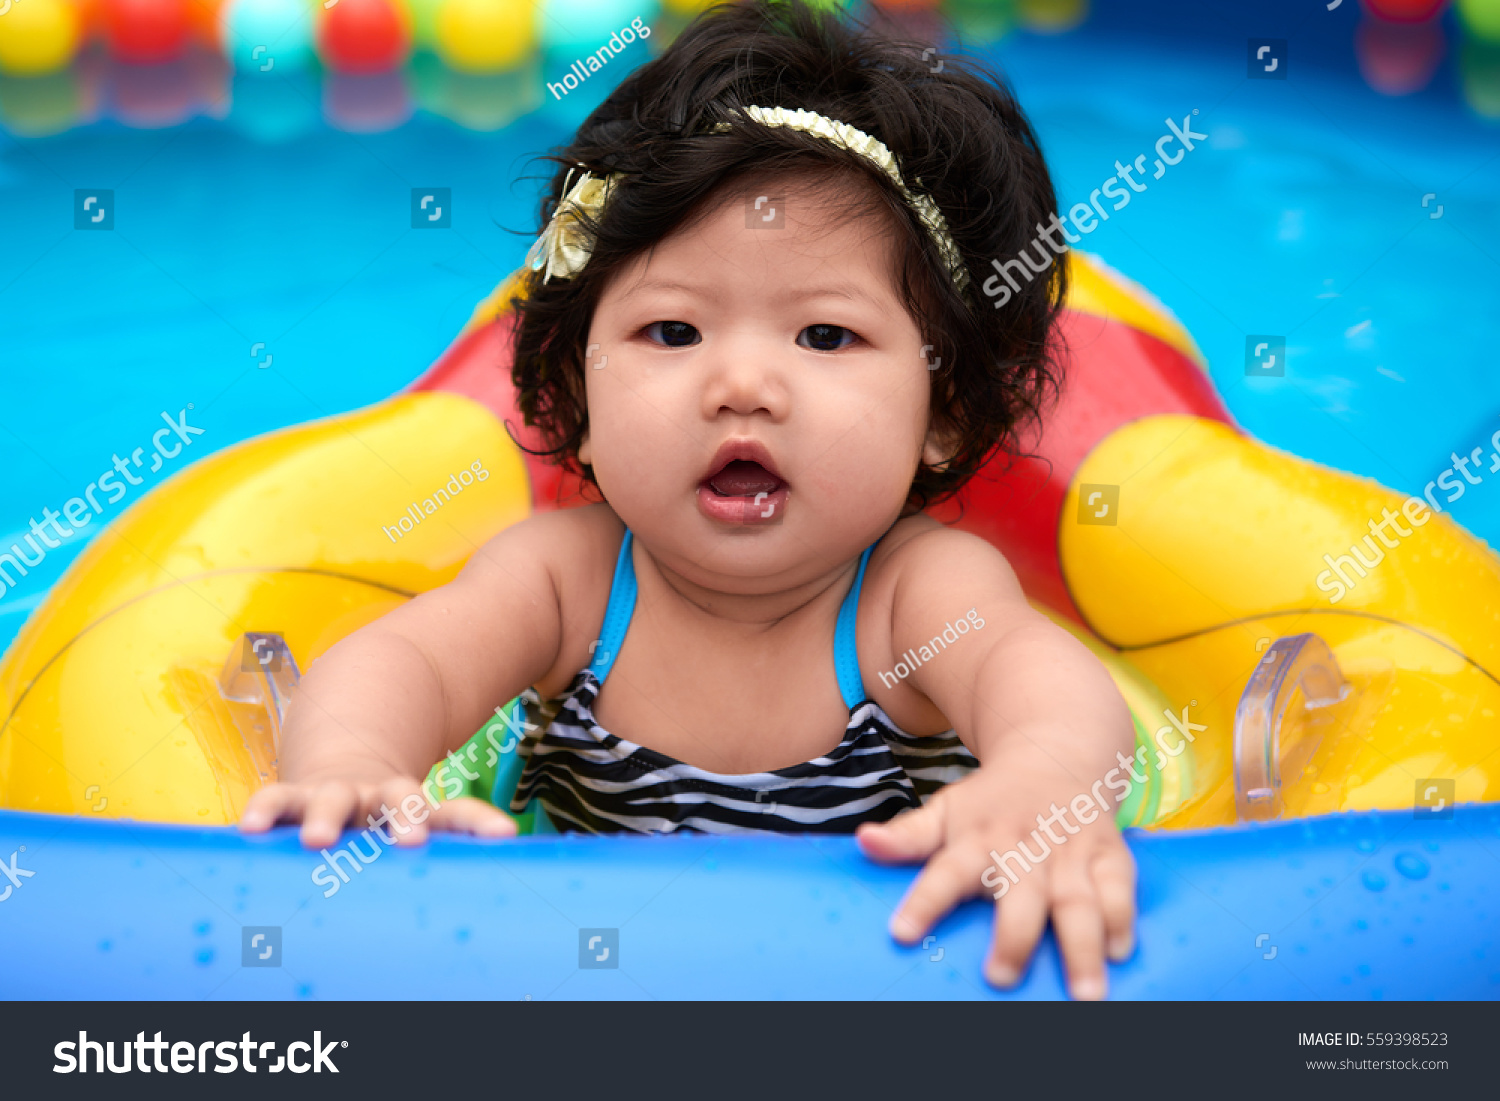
(455, 927), (471, 943)
(194, 921), (211, 936)
(1357, 963), (1371, 976)
(98, 939), (112, 952)
(1313, 782), (1331, 794)
(1424, 841), (1439, 853)
(194, 947), (214, 966)
(1355, 838), (1374, 852)
(1394, 852), (1430, 880)
(1361, 870), (1386, 891)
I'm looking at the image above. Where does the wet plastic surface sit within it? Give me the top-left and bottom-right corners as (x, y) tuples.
(0, 804), (1493, 1000)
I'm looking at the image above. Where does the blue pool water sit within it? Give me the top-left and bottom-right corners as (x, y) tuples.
(2, 0), (1498, 655)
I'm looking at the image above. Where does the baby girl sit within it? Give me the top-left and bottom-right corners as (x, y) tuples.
(242, 0), (1137, 1000)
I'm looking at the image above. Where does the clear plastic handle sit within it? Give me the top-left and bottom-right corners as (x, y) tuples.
(218, 632), (302, 760)
(1233, 632), (1348, 822)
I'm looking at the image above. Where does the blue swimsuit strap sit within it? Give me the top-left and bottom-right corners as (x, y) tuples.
(590, 529), (874, 711)
(588, 529), (638, 683)
(832, 544), (875, 709)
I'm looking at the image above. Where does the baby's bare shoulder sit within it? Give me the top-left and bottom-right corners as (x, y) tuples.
(467, 502), (620, 604)
(460, 503), (623, 695)
(866, 515), (1020, 594)
(861, 515), (1030, 644)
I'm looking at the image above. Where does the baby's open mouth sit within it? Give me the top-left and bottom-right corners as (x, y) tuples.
(696, 444), (789, 526)
(706, 460), (784, 498)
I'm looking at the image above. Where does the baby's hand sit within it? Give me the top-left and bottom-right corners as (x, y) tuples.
(856, 762), (1136, 1000)
(239, 775), (517, 849)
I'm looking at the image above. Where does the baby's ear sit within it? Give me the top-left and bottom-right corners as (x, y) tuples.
(921, 422), (957, 473)
(577, 431), (592, 467)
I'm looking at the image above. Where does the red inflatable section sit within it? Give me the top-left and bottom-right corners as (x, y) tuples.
(410, 307), (1234, 622)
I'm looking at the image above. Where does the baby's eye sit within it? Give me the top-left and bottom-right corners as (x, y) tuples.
(797, 324), (856, 351)
(644, 321), (701, 347)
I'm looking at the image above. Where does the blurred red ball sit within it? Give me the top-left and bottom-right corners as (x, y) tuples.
(1361, 0), (1448, 22)
(101, 0), (192, 64)
(319, 0), (412, 75)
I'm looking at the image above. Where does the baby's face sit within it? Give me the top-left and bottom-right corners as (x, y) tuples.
(581, 177), (941, 588)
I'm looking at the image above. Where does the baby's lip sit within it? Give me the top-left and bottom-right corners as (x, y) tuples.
(700, 438), (786, 488)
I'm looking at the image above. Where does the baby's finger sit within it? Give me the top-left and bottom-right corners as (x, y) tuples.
(1093, 844), (1137, 962)
(429, 797), (518, 839)
(299, 781), (361, 849)
(239, 783), (307, 833)
(365, 781), (431, 847)
(889, 848), (973, 944)
(1050, 861), (1107, 1001)
(856, 796), (947, 865)
(986, 874), (1048, 989)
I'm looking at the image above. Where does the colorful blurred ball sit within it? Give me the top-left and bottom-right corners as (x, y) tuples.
(1457, 0), (1500, 42)
(1361, 0), (1448, 22)
(223, 0), (315, 72)
(318, 0), (412, 74)
(0, 0), (83, 76)
(102, 0), (193, 64)
(436, 0), (536, 73)
(540, 0), (658, 56)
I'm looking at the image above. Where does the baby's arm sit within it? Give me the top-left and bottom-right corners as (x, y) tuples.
(855, 525), (1137, 999)
(240, 510), (580, 848)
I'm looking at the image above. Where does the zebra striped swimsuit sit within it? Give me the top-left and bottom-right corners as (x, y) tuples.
(508, 530), (979, 834)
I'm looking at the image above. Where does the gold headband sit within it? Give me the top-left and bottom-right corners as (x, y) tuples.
(524, 106), (969, 293)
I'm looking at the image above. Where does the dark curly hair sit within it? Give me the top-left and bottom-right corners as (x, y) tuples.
(511, 0), (1065, 512)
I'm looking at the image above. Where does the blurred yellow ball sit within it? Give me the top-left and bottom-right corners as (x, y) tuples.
(0, 0), (83, 76)
(663, 0), (715, 13)
(435, 0), (536, 74)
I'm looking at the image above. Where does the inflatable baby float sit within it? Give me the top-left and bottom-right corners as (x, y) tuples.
(1, 252), (1495, 999)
